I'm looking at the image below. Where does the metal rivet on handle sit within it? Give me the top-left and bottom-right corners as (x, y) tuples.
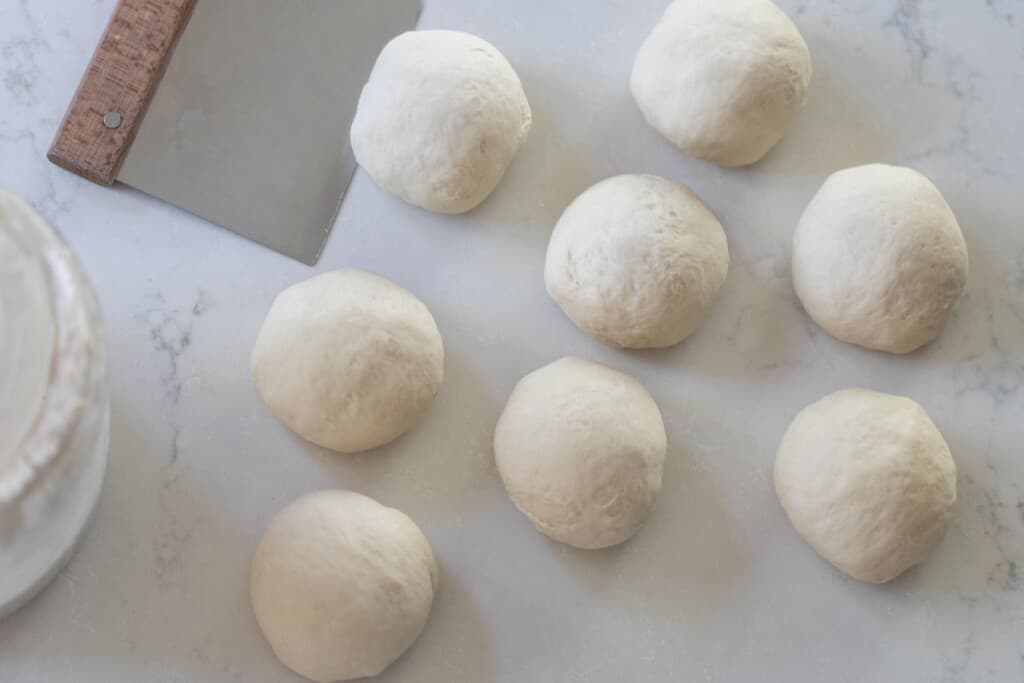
(102, 111), (123, 129)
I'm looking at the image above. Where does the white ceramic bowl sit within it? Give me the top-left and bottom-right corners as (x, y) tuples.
(0, 189), (108, 618)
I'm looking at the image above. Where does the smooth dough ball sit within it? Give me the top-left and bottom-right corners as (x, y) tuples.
(545, 174), (729, 349)
(631, 0), (812, 167)
(251, 269), (443, 453)
(792, 164), (968, 354)
(494, 357), (666, 549)
(251, 490), (438, 682)
(774, 389), (957, 583)
(351, 30), (532, 213)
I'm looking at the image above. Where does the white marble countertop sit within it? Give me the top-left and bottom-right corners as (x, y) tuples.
(2, 0), (1023, 680)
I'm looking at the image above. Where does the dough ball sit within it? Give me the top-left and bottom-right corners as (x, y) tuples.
(774, 389), (956, 583)
(251, 490), (438, 682)
(631, 0), (812, 167)
(494, 357), (666, 549)
(251, 269), (443, 453)
(792, 164), (968, 354)
(545, 174), (729, 349)
(351, 30), (532, 214)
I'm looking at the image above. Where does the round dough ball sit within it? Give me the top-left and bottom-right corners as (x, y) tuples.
(351, 30), (532, 214)
(494, 357), (666, 549)
(251, 269), (443, 453)
(545, 174), (729, 349)
(251, 490), (438, 682)
(774, 389), (956, 583)
(792, 164), (968, 354)
(631, 0), (812, 167)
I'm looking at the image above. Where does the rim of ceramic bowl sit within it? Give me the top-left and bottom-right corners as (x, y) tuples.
(0, 189), (102, 506)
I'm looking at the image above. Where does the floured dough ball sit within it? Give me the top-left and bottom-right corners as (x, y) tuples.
(251, 269), (443, 453)
(792, 164), (968, 354)
(494, 357), (666, 549)
(545, 174), (729, 349)
(775, 389), (957, 583)
(251, 490), (438, 682)
(631, 0), (812, 166)
(351, 30), (532, 213)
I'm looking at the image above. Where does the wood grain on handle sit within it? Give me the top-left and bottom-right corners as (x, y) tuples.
(48, 0), (197, 185)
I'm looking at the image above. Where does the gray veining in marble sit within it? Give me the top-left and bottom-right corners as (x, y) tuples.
(1, 0), (1022, 681)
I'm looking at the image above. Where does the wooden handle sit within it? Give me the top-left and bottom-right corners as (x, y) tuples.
(48, 0), (197, 186)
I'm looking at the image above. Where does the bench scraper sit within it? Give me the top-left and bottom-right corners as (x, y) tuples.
(48, 0), (421, 264)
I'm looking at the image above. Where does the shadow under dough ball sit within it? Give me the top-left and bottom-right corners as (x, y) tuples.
(631, 0), (812, 167)
(774, 389), (957, 583)
(251, 491), (438, 682)
(544, 174), (729, 349)
(251, 269), (444, 453)
(351, 30), (532, 214)
(792, 164), (969, 354)
(494, 356), (667, 550)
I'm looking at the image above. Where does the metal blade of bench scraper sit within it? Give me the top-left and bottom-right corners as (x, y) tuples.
(119, 0), (420, 264)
